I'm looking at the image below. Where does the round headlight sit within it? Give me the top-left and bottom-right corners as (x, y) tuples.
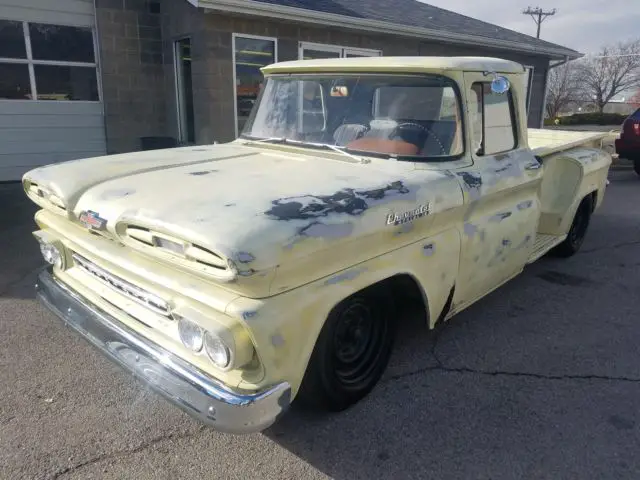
(40, 242), (63, 269)
(178, 318), (204, 352)
(204, 331), (230, 368)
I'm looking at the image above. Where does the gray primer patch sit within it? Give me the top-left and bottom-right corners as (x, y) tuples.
(271, 334), (285, 347)
(237, 252), (255, 264)
(300, 221), (354, 239)
(457, 172), (482, 201)
(242, 311), (257, 320)
(423, 243), (436, 256)
(489, 211), (512, 223)
(464, 222), (479, 238)
(517, 200), (533, 211)
(395, 223), (414, 236)
(324, 267), (367, 286)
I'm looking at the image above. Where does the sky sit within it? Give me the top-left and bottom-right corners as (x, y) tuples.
(419, 0), (640, 54)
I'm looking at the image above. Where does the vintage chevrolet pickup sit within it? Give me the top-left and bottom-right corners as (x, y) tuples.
(24, 56), (612, 434)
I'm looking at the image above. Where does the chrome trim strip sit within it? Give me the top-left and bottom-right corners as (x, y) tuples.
(36, 268), (291, 434)
(72, 253), (171, 316)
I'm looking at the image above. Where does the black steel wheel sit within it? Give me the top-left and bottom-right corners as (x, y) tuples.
(553, 196), (593, 258)
(297, 286), (395, 412)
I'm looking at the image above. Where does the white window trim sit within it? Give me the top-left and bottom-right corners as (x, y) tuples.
(523, 65), (534, 114)
(173, 36), (191, 144)
(298, 41), (381, 59)
(232, 33), (278, 138)
(0, 20), (101, 104)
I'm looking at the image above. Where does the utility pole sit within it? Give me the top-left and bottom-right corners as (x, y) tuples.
(522, 6), (557, 39)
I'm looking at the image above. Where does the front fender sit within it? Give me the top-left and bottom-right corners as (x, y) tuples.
(225, 227), (461, 397)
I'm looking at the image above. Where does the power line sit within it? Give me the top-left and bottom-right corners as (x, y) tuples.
(522, 6), (557, 39)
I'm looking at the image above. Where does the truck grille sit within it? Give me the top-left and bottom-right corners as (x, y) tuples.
(72, 253), (171, 316)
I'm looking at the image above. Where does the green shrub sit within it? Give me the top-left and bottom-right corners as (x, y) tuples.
(547, 112), (628, 126)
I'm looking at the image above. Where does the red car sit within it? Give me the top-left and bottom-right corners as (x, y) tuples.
(615, 108), (640, 176)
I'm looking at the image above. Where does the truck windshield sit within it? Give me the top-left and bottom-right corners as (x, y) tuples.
(240, 74), (464, 160)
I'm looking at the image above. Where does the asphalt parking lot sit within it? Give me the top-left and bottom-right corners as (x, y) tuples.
(1, 168), (640, 480)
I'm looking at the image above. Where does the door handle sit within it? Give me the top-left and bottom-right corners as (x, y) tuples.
(525, 162), (541, 170)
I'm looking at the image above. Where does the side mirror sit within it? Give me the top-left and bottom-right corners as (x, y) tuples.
(484, 71), (511, 95)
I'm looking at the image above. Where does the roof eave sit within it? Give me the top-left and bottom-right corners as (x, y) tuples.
(195, 0), (582, 60)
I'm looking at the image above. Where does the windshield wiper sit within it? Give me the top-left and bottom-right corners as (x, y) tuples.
(284, 139), (370, 164)
(240, 135), (288, 144)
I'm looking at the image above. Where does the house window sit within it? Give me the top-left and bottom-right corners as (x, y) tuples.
(470, 82), (518, 156)
(0, 20), (99, 101)
(233, 34), (277, 137)
(299, 42), (381, 60)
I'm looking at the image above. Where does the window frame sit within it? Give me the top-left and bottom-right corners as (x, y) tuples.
(232, 33), (278, 138)
(523, 65), (534, 114)
(173, 36), (195, 144)
(0, 19), (101, 103)
(298, 41), (382, 60)
(242, 72), (467, 163)
(471, 81), (519, 157)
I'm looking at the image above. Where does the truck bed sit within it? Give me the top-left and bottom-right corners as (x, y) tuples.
(528, 128), (614, 157)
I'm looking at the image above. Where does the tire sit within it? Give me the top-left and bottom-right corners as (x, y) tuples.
(634, 159), (640, 177)
(296, 286), (396, 412)
(553, 196), (593, 258)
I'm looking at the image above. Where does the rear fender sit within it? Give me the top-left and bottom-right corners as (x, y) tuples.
(537, 147), (610, 235)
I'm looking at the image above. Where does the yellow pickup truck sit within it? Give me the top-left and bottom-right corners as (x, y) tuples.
(23, 56), (612, 434)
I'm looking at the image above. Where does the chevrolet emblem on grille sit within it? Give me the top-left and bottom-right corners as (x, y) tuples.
(79, 210), (107, 231)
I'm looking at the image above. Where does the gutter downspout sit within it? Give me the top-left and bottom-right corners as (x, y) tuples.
(540, 55), (571, 128)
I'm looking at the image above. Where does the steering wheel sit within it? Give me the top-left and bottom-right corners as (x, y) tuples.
(389, 122), (447, 156)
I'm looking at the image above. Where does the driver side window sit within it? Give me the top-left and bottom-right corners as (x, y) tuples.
(470, 82), (518, 156)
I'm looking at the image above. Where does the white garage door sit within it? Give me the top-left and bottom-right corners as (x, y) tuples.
(0, 0), (106, 181)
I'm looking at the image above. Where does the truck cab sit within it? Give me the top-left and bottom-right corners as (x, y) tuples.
(24, 56), (612, 434)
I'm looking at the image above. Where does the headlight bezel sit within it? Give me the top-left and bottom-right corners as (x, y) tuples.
(33, 231), (68, 270)
(203, 331), (231, 368)
(172, 307), (253, 372)
(177, 317), (205, 353)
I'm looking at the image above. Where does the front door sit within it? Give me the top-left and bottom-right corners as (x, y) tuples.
(452, 72), (543, 308)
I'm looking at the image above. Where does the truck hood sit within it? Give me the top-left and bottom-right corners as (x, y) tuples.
(24, 143), (463, 295)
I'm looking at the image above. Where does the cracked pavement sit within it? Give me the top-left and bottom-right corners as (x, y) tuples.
(1, 169), (640, 480)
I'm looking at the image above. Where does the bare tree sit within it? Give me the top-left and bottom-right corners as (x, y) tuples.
(631, 89), (640, 110)
(577, 39), (640, 113)
(545, 61), (581, 119)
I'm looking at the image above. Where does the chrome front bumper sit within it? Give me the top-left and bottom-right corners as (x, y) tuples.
(35, 268), (291, 435)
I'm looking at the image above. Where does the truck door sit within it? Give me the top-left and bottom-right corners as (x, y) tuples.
(452, 72), (543, 308)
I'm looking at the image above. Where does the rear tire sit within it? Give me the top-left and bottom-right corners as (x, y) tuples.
(634, 159), (640, 177)
(553, 196), (593, 258)
(296, 286), (396, 412)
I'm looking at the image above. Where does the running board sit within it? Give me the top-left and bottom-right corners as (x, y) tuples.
(527, 234), (566, 264)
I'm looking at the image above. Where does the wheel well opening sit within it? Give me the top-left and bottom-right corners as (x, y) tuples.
(589, 190), (598, 212)
(362, 274), (429, 326)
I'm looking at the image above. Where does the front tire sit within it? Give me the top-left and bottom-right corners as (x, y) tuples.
(296, 286), (396, 412)
(553, 196), (593, 257)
